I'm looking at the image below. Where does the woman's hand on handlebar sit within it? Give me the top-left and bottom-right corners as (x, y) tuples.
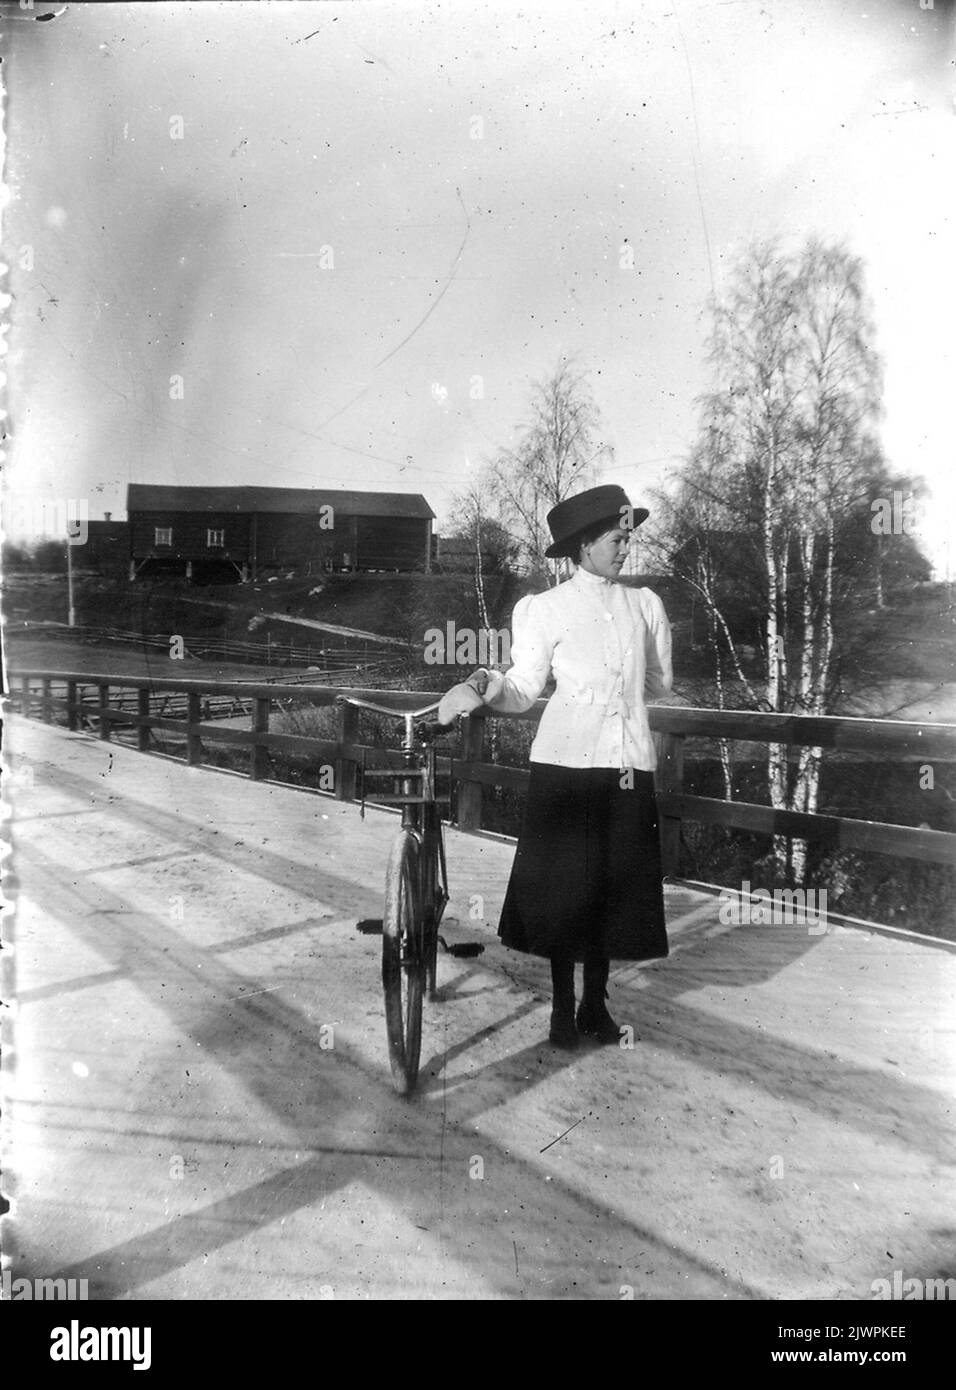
(437, 669), (491, 726)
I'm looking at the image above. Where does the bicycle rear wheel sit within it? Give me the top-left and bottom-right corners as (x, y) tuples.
(382, 831), (425, 1096)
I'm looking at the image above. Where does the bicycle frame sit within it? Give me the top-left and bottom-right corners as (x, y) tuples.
(338, 694), (480, 1094)
(394, 712), (449, 999)
(344, 698), (450, 987)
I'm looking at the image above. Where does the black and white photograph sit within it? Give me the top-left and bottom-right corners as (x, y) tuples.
(1, 0), (954, 1337)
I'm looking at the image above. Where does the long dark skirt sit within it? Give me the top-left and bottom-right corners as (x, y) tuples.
(497, 762), (669, 962)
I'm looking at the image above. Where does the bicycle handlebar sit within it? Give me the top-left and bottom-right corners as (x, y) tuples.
(335, 694), (446, 722)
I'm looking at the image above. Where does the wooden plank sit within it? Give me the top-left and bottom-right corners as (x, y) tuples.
(250, 698), (270, 782)
(647, 706), (956, 758)
(137, 688), (150, 752)
(456, 716), (485, 831)
(94, 709), (141, 726)
(443, 760), (530, 792)
(656, 793), (956, 867)
(98, 684), (111, 741)
(655, 732), (685, 877)
(334, 701), (358, 801)
(6, 671), (446, 706)
(186, 693), (202, 766)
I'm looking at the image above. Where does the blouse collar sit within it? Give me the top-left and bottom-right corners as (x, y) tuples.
(572, 564), (613, 588)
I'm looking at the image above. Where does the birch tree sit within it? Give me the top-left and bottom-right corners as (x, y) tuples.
(445, 480), (518, 629)
(487, 360), (611, 581)
(658, 239), (889, 879)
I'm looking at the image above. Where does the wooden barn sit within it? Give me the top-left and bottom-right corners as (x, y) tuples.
(80, 515), (130, 576)
(126, 485), (435, 581)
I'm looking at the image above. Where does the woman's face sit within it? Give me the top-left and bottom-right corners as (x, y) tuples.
(578, 525), (632, 579)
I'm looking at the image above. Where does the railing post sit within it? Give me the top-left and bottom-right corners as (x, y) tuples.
(41, 677), (53, 724)
(251, 697), (270, 781)
(137, 687), (150, 752)
(67, 680), (78, 731)
(334, 701), (358, 801)
(456, 712), (485, 832)
(20, 675), (30, 718)
(656, 731), (685, 877)
(98, 683), (111, 741)
(186, 692), (202, 766)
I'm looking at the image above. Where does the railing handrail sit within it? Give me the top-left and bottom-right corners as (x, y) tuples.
(8, 669), (956, 756)
(9, 668), (956, 894)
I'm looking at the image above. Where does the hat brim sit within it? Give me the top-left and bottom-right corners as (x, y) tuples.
(544, 507), (649, 559)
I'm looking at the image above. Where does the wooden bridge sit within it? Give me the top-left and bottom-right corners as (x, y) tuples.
(3, 675), (955, 1300)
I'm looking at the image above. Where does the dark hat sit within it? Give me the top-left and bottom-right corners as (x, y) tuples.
(544, 484), (649, 559)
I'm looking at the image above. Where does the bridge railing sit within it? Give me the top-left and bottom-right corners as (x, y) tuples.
(8, 669), (956, 873)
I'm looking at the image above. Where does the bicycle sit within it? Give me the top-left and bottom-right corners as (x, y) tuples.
(337, 695), (485, 1097)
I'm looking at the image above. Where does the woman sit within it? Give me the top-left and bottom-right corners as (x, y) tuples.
(440, 484), (673, 1050)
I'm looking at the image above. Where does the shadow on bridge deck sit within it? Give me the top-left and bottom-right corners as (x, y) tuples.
(2, 718), (954, 1300)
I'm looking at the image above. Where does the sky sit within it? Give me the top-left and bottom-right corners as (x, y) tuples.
(2, 0), (954, 573)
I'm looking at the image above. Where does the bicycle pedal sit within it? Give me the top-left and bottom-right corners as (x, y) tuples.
(356, 918), (384, 935)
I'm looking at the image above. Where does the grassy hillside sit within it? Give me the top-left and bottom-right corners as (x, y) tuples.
(4, 569), (521, 640)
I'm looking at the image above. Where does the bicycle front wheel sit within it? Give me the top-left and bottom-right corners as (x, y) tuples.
(382, 831), (425, 1096)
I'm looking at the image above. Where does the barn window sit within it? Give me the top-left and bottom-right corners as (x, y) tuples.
(154, 527), (172, 546)
(206, 528), (225, 548)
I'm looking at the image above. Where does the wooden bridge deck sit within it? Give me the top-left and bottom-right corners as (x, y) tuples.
(2, 717), (954, 1300)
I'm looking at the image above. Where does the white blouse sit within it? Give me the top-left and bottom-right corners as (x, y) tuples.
(481, 566), (673, 770)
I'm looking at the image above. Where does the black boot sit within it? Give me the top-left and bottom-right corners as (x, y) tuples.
(549, 954), (578, 1049)
(577, 957), (623, 1045)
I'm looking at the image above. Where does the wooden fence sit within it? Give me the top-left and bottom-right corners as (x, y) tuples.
(9, 669), (956, 873)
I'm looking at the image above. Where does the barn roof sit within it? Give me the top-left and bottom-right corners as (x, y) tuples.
(126, 484), (435, 520)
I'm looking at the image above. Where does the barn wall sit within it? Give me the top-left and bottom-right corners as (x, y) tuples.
(129, 508), (431, 572)
(130, 511), (252, 562)
(254, 511), (343, 570)
(355, 516), (429, 570)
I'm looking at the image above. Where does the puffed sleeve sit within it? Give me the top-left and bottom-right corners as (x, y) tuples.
(480, 593), (554, 714)
(641, 589), (673, 702)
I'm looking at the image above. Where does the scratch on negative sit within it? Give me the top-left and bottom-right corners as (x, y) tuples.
(374, 187), (471, 368)
(539, 1115), (586, 1154)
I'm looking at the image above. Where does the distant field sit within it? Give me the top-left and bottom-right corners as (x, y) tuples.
(1, 568), (520, 647)
(3, 634), (291, 682)
(1, 635), (406, 688)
